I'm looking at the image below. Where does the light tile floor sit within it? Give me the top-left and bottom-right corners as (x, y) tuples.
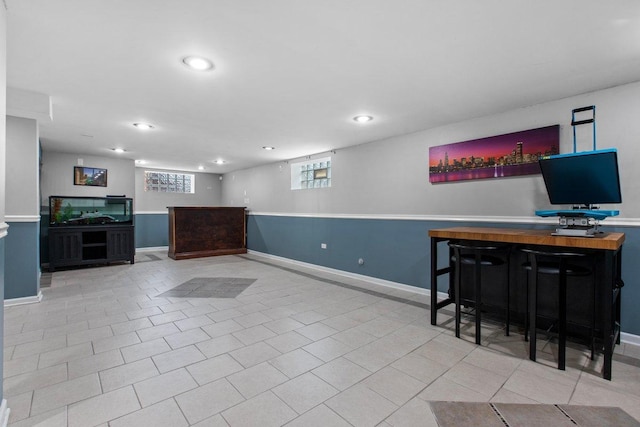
(4, 252), (640, 426)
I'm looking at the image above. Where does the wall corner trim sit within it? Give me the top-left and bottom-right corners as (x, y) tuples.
(246, 212), (640, 227)
(621, 332), (640, 347)
(5, 215), (41, 223)
(247, 211), (555, 224)
(0, 399), (10, 427)
(4, 291), (43, 307)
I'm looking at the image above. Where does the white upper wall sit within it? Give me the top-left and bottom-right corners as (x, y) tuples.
(40, 151), (135, 207)
(6, 116), (39, 216)
(134, 167), (222, 213)
(221, 81), (639, 220)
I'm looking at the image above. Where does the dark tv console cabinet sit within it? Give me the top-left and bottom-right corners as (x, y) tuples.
(49, 225), (135, 272)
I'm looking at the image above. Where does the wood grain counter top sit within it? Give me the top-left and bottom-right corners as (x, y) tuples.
(428, 226), (625, 251)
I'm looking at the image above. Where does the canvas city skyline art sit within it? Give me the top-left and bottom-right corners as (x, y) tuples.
(429, 125), (560, 183)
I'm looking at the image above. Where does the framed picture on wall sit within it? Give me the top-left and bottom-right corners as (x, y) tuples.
(74, 166), (107, 187)
(428, 124), (560, 183)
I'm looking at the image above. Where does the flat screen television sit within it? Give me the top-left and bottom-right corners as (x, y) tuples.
(538, 148), (622, 206)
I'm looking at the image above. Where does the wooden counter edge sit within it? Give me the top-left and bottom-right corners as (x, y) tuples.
(169, 248), (247, 260)
(428, 227), (625, 251)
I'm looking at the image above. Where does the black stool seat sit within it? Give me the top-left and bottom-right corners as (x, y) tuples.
(455, 254), (506, 267)
(521, 247), (594, 371)
(449, 241), (511, 345)
(522, 261), (591, 276)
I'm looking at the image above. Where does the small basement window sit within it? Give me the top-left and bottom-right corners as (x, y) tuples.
(290, 157), (331, 190)
(144, 171), (195, 193)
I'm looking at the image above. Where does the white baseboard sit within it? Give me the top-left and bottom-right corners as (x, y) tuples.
(247, 250), (447, 301)
(4, 291), (43, 307)
(0, 399), (10, 427)
(247, 249), (640, 352)
(136, 246), (168, 253)
(621, 332), (640, 347)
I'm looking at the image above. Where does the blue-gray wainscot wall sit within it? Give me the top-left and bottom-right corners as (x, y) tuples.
(5, 221), (40, 299)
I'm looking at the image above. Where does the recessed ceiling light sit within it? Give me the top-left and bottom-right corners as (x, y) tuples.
(214, 159), (225, 165)
(198, 165), (205, 171)
(133, 123), (154, 130)
(113, 148), (126, 153)
(262, 146), (275, 150)
(353, 115), (373, 123)
(182, 56), (214, 71)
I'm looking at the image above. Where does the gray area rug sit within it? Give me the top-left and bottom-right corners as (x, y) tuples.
(430, 402), (640, 427)
(135, 253), (162, 263)
(156, 277), (257, 298)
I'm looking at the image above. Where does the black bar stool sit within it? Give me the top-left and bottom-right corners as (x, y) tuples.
(448, 241), (511, 345)
(521, 247), (594, 370)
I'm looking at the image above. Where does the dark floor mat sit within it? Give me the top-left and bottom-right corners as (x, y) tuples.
(135, 253), (162, 263)
(430, 402), (640, 427)
(156, 277), (257, 298)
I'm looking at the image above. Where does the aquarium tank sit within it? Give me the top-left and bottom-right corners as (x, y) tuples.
(49, 196), (133, 226)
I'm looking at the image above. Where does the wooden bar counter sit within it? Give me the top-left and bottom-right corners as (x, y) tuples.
(429, 226), (625, 380)
(429, 226), (624, 251)
(168, 207), (247, 260)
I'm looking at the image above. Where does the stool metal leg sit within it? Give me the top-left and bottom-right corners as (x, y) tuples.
(591, 262), (596, 360)
(528, 254), (538, 362)
(474, 254), (482, 345)
(558, 259), (567, 370)
(524, 271), (529, 342)
(522, 248), (593, 372)
(449, 242), (510, 346)
(453, 248), (461, 339)
(505, 257), (510, 336)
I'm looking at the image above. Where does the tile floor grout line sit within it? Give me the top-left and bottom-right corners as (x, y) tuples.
(568, 369), (584, 406)
(171, 395), (191, 426)
(378, 371), (437, 425)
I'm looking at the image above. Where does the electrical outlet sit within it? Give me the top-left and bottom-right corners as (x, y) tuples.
(321, 243), (327, 249)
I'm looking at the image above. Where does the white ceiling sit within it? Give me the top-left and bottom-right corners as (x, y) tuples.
(6, 1), (640, 173)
